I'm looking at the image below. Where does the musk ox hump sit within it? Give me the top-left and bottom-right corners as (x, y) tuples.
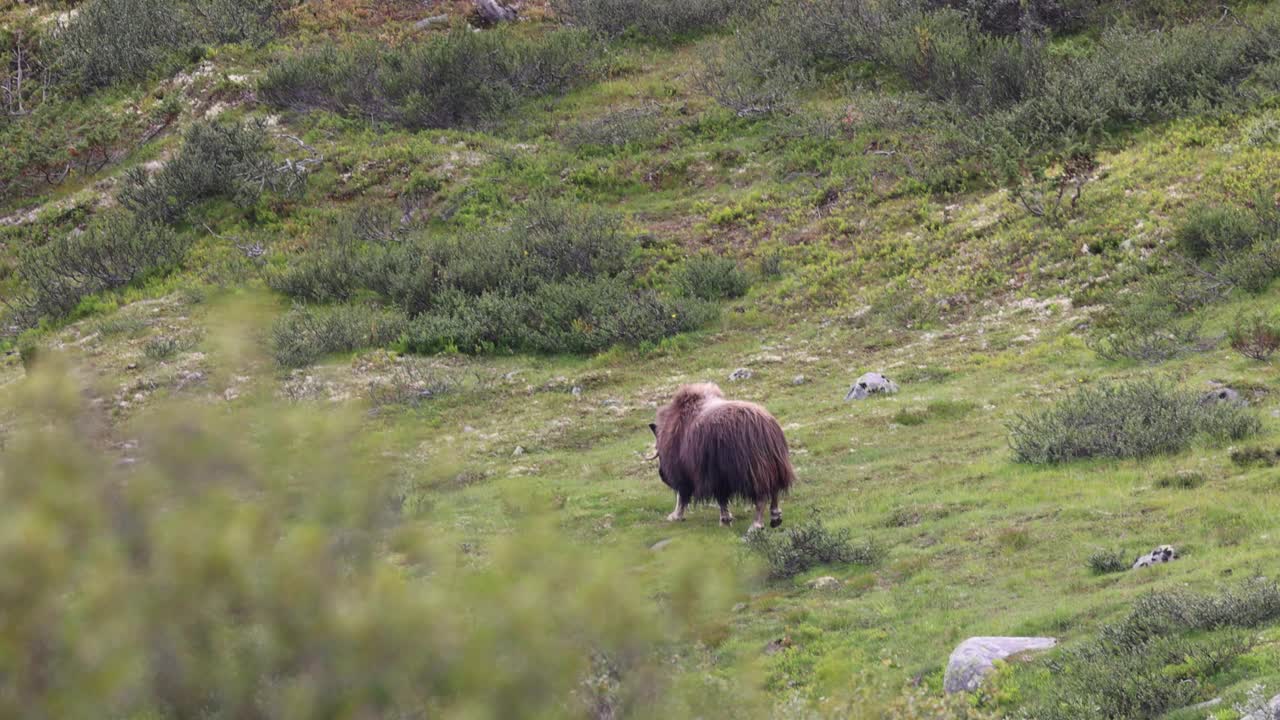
(684, 401), (795, 504)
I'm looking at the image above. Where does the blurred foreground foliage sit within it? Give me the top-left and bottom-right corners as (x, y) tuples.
(0, 359), (743, 719)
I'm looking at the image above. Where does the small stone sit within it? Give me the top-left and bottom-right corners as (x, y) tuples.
(729, 368), (753, 382)
(512, 446), (525, 457)
(571, 385), (583, 398)
(732, 602), (747, 612)
(792, 375), (807, 386)
(808, 576), (839, 590)
(1132, 544), (1177, 569)
(1202, 387), (1243, 405)
(463, 426), (476, 433)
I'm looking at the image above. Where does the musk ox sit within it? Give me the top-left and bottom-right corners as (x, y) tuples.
(649, 383), (795, 531)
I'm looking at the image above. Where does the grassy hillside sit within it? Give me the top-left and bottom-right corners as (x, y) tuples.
(3, 0), (1280, 717)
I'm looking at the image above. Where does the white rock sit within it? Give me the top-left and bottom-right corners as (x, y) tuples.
(808, 576), (839, 590)
(729, 368), (753, 382)
(512, 446), (525, 457)
(944, 637), (1057, 693)
(1132, 544), (1177, 569)
(844, 372), (899, 401)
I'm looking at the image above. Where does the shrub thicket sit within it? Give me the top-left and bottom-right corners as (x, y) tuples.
(744, 518), (882, 580)
(271, 304), (409, 368)
(260, 28), (597, 129)
(5, 213), (188, 325)
(270, 201), (722, 359)
(121, 119), (297, 225)
(1009, 379), (1259, 464)
(0, 368), (739, 719)
(56, 0), (292, 91)
(1087, 549), (1128, 575)
(674, 253), (751, 301)
(1026, 578), (1280, 720)
(1229, 311), (1280, 362)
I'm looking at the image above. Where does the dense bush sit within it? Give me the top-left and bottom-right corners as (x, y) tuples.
(0, 368), (738, 718)
(271, 303), (409, 368)
(674, 253), (751, 301)
(744, 518), (881, 580)
(553, 0), (758, 40)
(4, 213), (188, 325)
(405, 278), (714, 355)
(260, 28), (597, 129)
(1087, 549), (1128, 575)
(271, 201), (721, 359)
(1026, 578), (1280, 720)
(1229, 311), (1280, 362)
(56, 0), (292, 91)
(121, 119), (297, 225)
(1009, 379), (1260, 464)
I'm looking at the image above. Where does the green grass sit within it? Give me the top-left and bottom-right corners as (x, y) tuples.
(5, 2), (1280, 715)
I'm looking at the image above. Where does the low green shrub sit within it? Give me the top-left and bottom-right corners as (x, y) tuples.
(0, 370), (738, 718)
(1154, 470), (1205, 489)
(271, 304), (409, 368)
(1009, 379), (1260, 464)
(405, 278), (715, 355)
(1230, 446), (1280, 468)
(674, 253), (750, 301)
(744, 518), (882, 580)
(1087, 549), (1128, 575)
(260, 28), (597, 129)
(1024, 578), (1280, 720)
(271, 201), (720, 360)
(56, 0), (292, 91)
(561, 105), (664, 152)
(1229, 311), (1280, 362)
(120, 119), (295, 225)
(5, 213), (188, 326)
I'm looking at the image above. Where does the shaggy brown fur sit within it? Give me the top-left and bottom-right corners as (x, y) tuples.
(651, 383), (795, 527)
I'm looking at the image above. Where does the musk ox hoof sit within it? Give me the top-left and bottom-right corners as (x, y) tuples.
(720, 516), (734, 527)
(770, 515), (783, 528)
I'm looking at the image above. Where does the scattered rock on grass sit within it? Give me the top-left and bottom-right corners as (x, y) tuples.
(1202, 386), (1243, 405)
(1132, 544), (1177, 569)
(729, 368), (754, 382)
(792, 375), (807, 386)
(845, 372), (899, 401)
(944, 637), (1057, 694)
(512, 446), (525, 457)
(808, 576), (839, 590)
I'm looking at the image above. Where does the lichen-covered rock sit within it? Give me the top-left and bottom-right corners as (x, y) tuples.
(944, 637), (1057, 693)
(1132, 544), (1177, 569)
(808, 576), (839, 590)
(729, 368), (753, 382)
(1202, 387), (1244, 405)
(844, 372), (899, 401)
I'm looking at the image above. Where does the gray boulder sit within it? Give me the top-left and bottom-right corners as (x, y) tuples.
(1202, 387), (1243, 405)
(1241, 691), (1280, 720)
(845, 372), (899, 401)
(944, 637), (1057, 694)
(1132, 545), (1177, 569)
(729, 368), (754, 382)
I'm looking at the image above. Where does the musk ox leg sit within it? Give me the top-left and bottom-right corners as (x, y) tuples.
(667, 491), (689, 522)
(749, 500), (767, 532)
(770, 494), (782, 528)
(718, 501), (734, 526)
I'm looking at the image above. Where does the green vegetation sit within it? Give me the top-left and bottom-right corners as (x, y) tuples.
(1087, 549), (1129, 575)
(4, 0), (1280, 715)
(743, 518), (881, 580)
(260, 27), (598, 129)
(1009, 379), (1260, 464)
